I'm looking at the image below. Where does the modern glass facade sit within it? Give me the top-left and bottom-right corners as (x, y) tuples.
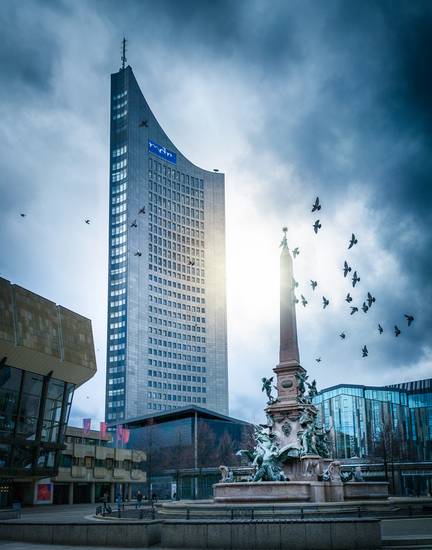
(106, 66), (228, 422)
(110, 406), (253, 499)
(0, 361), (74, 479)
(313, 378), (432, 462)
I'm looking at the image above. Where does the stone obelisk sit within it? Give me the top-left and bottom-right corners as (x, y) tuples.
(266, 228), (320, 479)
(269, 228), (307, 411)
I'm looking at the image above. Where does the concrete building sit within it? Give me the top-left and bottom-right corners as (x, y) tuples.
(0, 277), (96, 506)
(106, 61), (228, 422)
(53, 426), (146, 504)
(314, 378), (432, 495)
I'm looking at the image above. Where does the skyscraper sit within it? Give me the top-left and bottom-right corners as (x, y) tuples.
(105, 60), (228, 422)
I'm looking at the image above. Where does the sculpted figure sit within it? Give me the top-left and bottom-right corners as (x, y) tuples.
(219, 465), (234, 483)
(261, 376), (277, 405)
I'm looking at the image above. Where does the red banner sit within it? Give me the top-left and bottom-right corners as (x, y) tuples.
(122, 428), (130, 445)
(83, 418), (91, 435)
(100, 421), (107, 438)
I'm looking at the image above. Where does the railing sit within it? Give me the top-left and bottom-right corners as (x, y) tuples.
(95, 501), (156, 520)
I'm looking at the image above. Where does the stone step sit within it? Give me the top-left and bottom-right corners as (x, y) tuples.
(382, 535), (432, 547)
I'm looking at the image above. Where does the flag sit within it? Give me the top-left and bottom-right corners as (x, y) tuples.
(100, 421), (107, 438)
(83, 418), (91, 435)
(116, 424), (123, 444)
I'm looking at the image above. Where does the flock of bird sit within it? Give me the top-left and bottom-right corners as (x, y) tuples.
(288, 196), (415, 360)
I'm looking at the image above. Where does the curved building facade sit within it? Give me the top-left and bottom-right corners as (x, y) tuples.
(106, 65), (228, 422)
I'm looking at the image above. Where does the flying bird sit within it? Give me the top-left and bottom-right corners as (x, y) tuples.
(348, 233), (358, 249)
(293, 295), (299, 304)
(301, 295), (308, 307)
(350, 307), (358, 315)
(292, 247), (300, 258)
(394, 325), (401, 337)
(362, 345), (368, 358)
(188, 259), (195, 266)
(378, 324), (384, 334)
(130, 219), (137, 228)
(139, 206), (146, 214)
(310, 280), (318, 291)
(293, 279), (299, 288)
(404, 314), (414, 326)
(345, 293), (353, 303)
(313, 220), (322, 234)
(340, 332), (346, 340)
(139, 119), (148, 127)
(367, 292), (376, 308)
(352, 271), (360, 287)
(361, 302), (369, 313)
(343, 261), (352, 278)
(85, 219), (90, 225)
(134, 250), (142, 257)
(20, 213), (26, 218)
(322, 297), (329, 309)
(315, 357), (322, 363)
(311, 197), (321, 212)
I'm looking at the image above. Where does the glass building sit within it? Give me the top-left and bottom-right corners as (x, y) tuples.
(109, 406), (253, 499)
(0, 277), (97, 505)
(106, 64), (228, 423)
(313, 379), (432, 495)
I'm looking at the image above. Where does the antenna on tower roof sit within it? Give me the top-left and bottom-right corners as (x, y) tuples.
(121, 37), (127, 70)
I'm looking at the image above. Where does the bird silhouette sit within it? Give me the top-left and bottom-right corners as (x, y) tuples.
(345, 293), (353, 303)
(315, 357), (322, 363)
(20, 213), (26, 218)
(340, 332), (346, 339)
(188, 259), (195, 266)
(343, 261), (352, 278)
(378, 324), (384, 334)
(85, 219), (90, 225)
(352, 271), (360, 287)
(139, 119), (148, 127)
(293, 279), (299, 288)
(322, 297), (329, 309)
(130, 220), (138, 228)
(312, 197), (321, 212)
(293, 295), (299, 304)
(362, 345), (368, 358)
(313, 220), (322, 234)
(404, 314), (414, 326)
(139, 206), (146, 214)
(366, 292), (376, 307)
(301, 295), (308, 307)
(350, 306), (358, 315)
(292, 247), (300, 258)
(348, 233), (358, 249)
(310, 280), (318, 291)
(361, 302), (369, 313)
(394, 325), (401, 337)
(134, 250), (142, 257)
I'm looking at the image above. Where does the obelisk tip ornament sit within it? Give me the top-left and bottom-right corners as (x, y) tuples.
(279, 227), (300, 367)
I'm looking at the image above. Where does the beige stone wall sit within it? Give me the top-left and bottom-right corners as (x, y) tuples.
(0, 277), (96, 386)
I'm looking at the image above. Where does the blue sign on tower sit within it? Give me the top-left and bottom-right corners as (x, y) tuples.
(148, 139), (177, 164)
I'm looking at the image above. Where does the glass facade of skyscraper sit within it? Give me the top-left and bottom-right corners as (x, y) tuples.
(106, 66), (228, 422)
(313, 378), (432, 462)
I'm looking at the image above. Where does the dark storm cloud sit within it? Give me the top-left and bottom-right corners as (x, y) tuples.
(0, 2), (61, 101)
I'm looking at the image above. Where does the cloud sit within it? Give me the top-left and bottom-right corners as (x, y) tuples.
(0, 0), (430, 425)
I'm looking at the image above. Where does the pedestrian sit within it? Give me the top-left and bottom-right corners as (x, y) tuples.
(136, 490), (143, 509)
(101, 491), (108, 513)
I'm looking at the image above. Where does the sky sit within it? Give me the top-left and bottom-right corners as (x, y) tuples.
(0, 0), (431, 426)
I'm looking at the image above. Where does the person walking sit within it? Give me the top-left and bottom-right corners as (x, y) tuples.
(101, 491), (109, 514)
(136, 490), (143, 509)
